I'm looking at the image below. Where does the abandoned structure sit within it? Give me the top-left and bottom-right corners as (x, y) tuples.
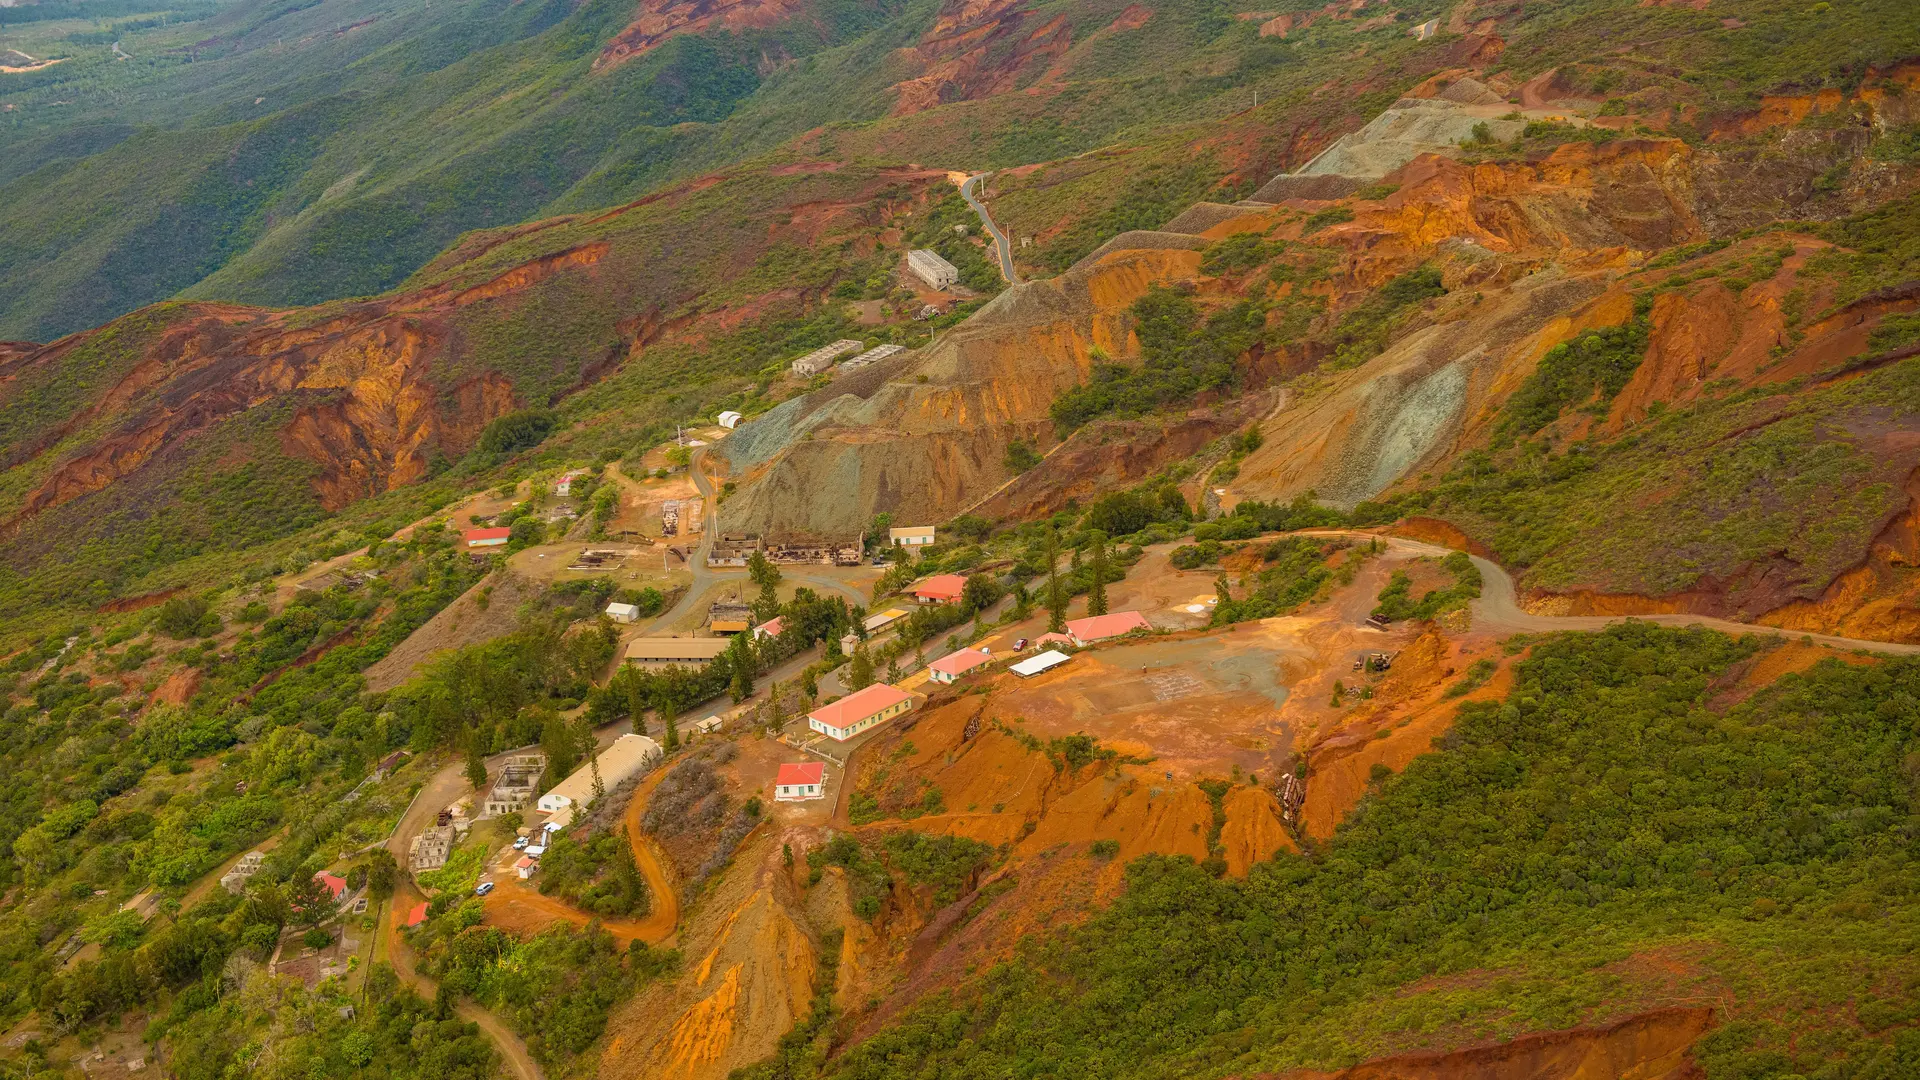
(708, 602), (752, 634)
(708, 533), (762, 567)
(410, 825), (455, 872)
(221, 851), (267, 894)
(907, 249), (959, 290)
(483, 755), (546, 818)
(764, 533), (866, 566)
(840, 343), (904, 371)
(789, 339), (863, 376)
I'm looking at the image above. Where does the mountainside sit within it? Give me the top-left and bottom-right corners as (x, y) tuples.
(0, 161), (955, 619)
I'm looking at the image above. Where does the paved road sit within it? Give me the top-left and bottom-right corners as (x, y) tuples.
(1299, 531), (1920, 656)
(961, 173), (1018, 285)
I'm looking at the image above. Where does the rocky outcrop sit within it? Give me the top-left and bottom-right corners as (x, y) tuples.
(887, 0), (1079, 116)
(716, 245), (1206, 535)
(594, 0), (809, 71)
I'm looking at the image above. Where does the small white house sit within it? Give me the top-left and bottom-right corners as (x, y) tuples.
(718, 411), (744, 429)
(927, 647), (992, 685)
(605, 602), (641, 624)
(775, 762), (826, 801)
(553, 469), (590, 497)
(889, 525), (936, 547)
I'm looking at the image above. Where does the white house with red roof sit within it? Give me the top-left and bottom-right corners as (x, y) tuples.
(912, 573), (968, 604)
(1064, 611), (1152, 647)
(927, 647), (992, 684)
(774, 762), (826, 801)
(314, 871), (347, 904)
(463, 526), (511, 549)
(807, 683), (914, 741)
(752, 616), (785, 641)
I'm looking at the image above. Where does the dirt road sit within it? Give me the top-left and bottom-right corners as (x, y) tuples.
(383, 755), (547, 1080)
(1299, 531), (1920, 656)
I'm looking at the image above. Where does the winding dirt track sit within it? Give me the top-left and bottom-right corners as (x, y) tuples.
(1299, 531), (1920, 656)
(383, 755), (547, 1080)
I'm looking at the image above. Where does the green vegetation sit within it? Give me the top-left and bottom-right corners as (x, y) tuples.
(1300, 206), (1354, 235)
(1355, 353), (1920, 598)
(1050, 286), (1262, 431)
(807, 832), (997, 920)
(808, 625), (1920, 1078)
(1444, 657), (1498, 698)
(1371, 551), (1482, 622)
(1212, 537), (1342, 625)
(430, 922), (674, 1069)
(157, 963), (495, 1080)
(1324, 265), (1446, 369)
(1492, 305), (1653, 445)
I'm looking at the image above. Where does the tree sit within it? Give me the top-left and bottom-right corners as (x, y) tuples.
(155, 594), (220, 639)
(465, 739), (488, 790)
(586, 720), (605, 799)
(1215, 572), (1233, 605)
(663, 711), (680, 752)
(365, 850), (397, 900)
(1087, 531), (1110, 617)
(726, 634), (756, 704)
(961, 573), (1001, 615)
(748, 551), (782, 591)
(848, 645), (875, 691)
(1004, 438), (1041, 473)
(767, 680), (786, 733)
(541, 712), (580, 782)
(1045, 529), (1067, 633)
(288, 874), (334, 928)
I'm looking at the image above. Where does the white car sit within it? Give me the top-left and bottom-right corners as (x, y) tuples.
(474, 881), (495, 897)
(513, 837), (529, 850)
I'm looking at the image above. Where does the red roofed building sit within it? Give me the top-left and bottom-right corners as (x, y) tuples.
(463, 527), (511, 549)
(912, 574), (968, 604)
(1065, 611), (1152, 646)
(927, 647), (992, 684)
(807, 683), (914, 742)
(752, 616), (785, 641)
(1035, 632), (1076, 650)
(774, 762), (826, 801)
(315, 872), (347, 902)
(404, 901), (430, 928)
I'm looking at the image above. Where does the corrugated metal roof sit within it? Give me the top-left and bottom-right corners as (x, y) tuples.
(1011, 650), (1071, 677)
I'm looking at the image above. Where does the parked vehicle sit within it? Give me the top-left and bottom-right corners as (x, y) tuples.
(1014, 638), (1029, 651)
(474, 881), (495, 897)
(513, 837), (529, 850)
